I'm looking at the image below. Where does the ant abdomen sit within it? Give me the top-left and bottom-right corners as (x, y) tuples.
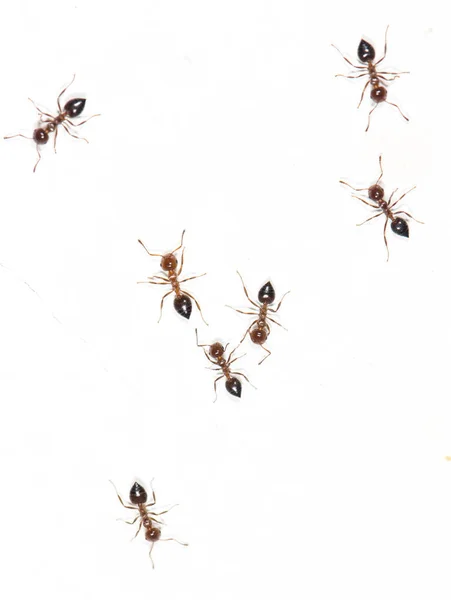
(129, 481), (148, 504)
(358, 39), (376, 63)
(33, 128), (49, 144)
(64, 98), (86, 117)
(174, 294), (192, 319)
(225, 377), (242, 398)
(391, 217), (409, 237)
(258, 281), (275, 304)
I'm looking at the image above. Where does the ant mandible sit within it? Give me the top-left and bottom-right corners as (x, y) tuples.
(138, 230), (208, 324)
(227, 272), (289, 365)
(332, 26), (409, 131)
(4, 75), (99, 172)
(111, 480), (187, 568)
(340, 155), (423, 260)
(195, 329), (252, 399)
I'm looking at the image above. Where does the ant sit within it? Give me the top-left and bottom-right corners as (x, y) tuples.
(227, 272), (289, 365)
(111, 480), (187, 568)
(340, 155), (423, 260)
(195, 329), (252, 399)
(138, 230), (208, 324)
(332, 26), (409, 131)
(4, 75), (99, 172)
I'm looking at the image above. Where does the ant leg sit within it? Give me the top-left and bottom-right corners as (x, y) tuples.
(365, 103), (379, 132)
(378, 75), (401, 82)
(159, 537), (188, 546)
(4, 133), (33, 140)
(137, 280), (170, 285)
(356, 212), (384, 226)
(331, 44), (366, 70)
(383, 217), (390, 261)
(118, 514), (140, 525)
(57, 74), (76, 112)
(335, 72), (368, 79)
(146, 275), (171, 283)
(183, 291), (208, 325)
(385, 101), (409, 123)
(213, 375), (225, 402)
(393, 210), (424, 224)
(203, 348), (218, 366)
(177, 247), (185, 276)
(158, 291), (173, 323)
(137, 239), (163, 258)
(271, 290), (291, 313)
(171, 230), (186, 255)
(231, 371), (257, 390)
(267, 316), (287, 330)
(149, 543), (156, 569)
(53, 127), (58, 153)
(195, 328), (211, 349)
(109, 481), (136, 510)
(132, 520), (143, 540)
(339, 180), (369, 193)
(389, 186), (416, 209)
(351, 195), (380, 209)
(225, 306), (258, 316)
(357, 80), (370, 108)
(258, 346), (271, 366)
(62, 122), (89, 143)
(28, 98), (55, 120)
(228, 354), (246, 366)
(375, 25), (389, 66)
(239, 323), (255, 345)
(149, 505), (179, 517)
(376, 155), (384, 186)
(33, 145), (42, 173)
(179, 273), (207, 284)
(146, 479), (156, 506)
(65, 114), (100, 127)
(236, 272), (259, 308)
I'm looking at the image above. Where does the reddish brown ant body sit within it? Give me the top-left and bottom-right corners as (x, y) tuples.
(195, 329), (251, 399)
(332, 26), (409, 131)
(228, 272), (289, 365)
(340, 155), (423, 260)
(112, 481), (187, 568)
(138, 231), (207, 324)
(4, 75), (99, 172)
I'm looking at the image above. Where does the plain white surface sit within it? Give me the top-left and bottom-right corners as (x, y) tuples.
(1, 1), (451, 598)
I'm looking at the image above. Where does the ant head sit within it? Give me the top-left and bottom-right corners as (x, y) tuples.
(209, 342), (225, 359)
(173, 294), (192, 319)
(129, 482), (148, 505)
(370, 87), (387, 103)
(250, 328), (268, 345)
(391, 217), (409, 238)
(33, 128), (49, 145)
(225, 377), (242, 398)
(368, 184), (384, 202)
(145, 527), (161, 542)
(64, 98), (86, 118)
(357, 39), (375, 63)
(161, 253), (177, 271)
(258, 281), (275, 304)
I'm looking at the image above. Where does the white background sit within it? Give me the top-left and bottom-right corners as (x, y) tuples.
(1, 1), (451, 599)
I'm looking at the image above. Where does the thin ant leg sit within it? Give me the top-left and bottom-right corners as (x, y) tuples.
(148, 505), (179, 517)
(393, 210), (424, 224)
(183, 290), (208, 325)
(335, 72), (368, 79)
(177, 247), (185, 276)
(267, 316), (286, 330)
(213, 375), (225, 402)
(385, 101), (409, 122)
(33, 146), (42, 173)
(147, 479), (156, 506)
(147, 275), (170, 282)
(356, 212), (384, 226)
(231, 371), (257, 389)
(331, 44), (366, 70)
(365, 103), (379, 132)
(389, 186), (416, 209)
(4, 133), (33, 140)
(138, 239), (163, 258)
(203, 349), (218, 366)
(375, 25), (389, 66)
(62, 122), (89, 143)
(378, 71), (409, 75)
(376, 155), (384, 185)
(351, 195), (380, 209)
(270, 290), (291, 313)
(171, 230), (186, 255)
(57, 74), (76, 112)
(258, 346), (271, 365)
(226, 307), (259, 316)
(149, 543), (156, 569)
(228, 354), (246, 366)
(28, 98), (55, 120)
(132, 520), (143, 540)
(383, 217), (390, 261)
(378, 75), (401, 82)
(159, 537), (188, 546)
(357, 80), (370, 108)
(158, 290), (173, 323)
(53, 126), (58, 153)
(65, 114), (100, 127)
(137, 280), (169, 285)
(340, 180), (369, 193)
(109, 481), (136, 510)
(179, 272), (207, 284)
(119, 514), (140, 525)
(237, 271), (259, 308)
(239, 322), (257, 344)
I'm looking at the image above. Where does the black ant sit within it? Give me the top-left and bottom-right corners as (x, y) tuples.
(340, 155), (423, 260)
(111, 480), (187, 568)
(4, 75), (99, 172)
(195, 329), (252, 399)
(227, 272), (289, 365)
(138, 231), (208, 324)
(332, 26), (409, 131)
